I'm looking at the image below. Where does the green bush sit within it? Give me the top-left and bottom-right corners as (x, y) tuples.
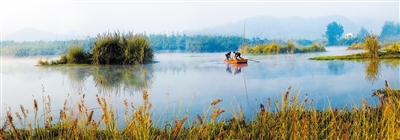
(92, 32), (124, 65)
(263, 43), (280, 54)
(251, 45), (264, 54)
(40, 31), (154, 66)
(66, 44), (91, 64)
(92, 32), (153, 65)
(123, 34), (153, 65)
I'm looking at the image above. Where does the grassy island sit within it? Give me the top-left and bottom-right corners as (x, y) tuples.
(311, 34), (400, 60)
(38, 31), (154, 65)
(240, 42), (326, 55)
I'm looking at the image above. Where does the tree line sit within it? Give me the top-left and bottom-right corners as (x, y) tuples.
(325, 20), (400, 46)
(1, 34), (317, 57)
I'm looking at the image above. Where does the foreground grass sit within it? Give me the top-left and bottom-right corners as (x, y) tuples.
(2, 81), (400, 139)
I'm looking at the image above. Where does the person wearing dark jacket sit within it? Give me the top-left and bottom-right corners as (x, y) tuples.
(233, 51), (242, 59)
(225, 52), (231, 60)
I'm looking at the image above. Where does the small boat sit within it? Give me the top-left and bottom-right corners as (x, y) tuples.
(224, 58), (248, 64)
(230, 63), (248, 68)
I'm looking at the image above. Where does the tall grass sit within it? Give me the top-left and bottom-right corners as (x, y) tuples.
(1, 80), (399, 139)
(347, 42), (364, 50)
(39, 31), (154, 65)
(382, 42), (400, 53)
(66, 44), (92, 64)
(364, 34), (381, 59)
(92, 31), (153, 65)
(241, 42), (325, 55)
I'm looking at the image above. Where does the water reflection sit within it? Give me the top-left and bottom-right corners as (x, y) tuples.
(225, 63), (248, 75)
(92, 66), (153, 94)
(328, 61), (345, 75)
(41, 65), (154, 95)
(364, 59), (399, 84)
(365, 59), (381, 83)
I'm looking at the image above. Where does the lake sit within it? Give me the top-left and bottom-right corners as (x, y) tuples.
(2, 47), (399, 127)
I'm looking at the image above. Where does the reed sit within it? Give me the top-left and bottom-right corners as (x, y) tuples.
(247, 42), (325, 55)
(1, 80), (399, 139)
(364, 34), (382, 59)
(38, 31), (154, 66)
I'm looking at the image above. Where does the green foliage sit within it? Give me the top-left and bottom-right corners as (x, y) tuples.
(250, 45), (264, 54)
(357, 26), (369, 39)
(66, 44), (91, 64)
(263, 42), (280, 54)
(239, 45), (250, 54)
(1, 38), (95, 57)
(123, 34), (154, 65)
(325, 21), (344, 46)
(248, 42), (325, 55)
(92, 32), (124, 65)
(380, 21), (400, 40)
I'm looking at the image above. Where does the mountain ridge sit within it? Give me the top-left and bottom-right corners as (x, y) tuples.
(3, 15), (384, 42)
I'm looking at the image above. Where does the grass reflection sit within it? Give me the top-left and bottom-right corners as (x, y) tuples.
(365, 59), (381, 83)
(44, 65), (153, 95)
(364, 59), (399, 83)
(92, 65), (152, 94)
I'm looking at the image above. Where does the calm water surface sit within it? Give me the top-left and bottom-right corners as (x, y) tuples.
(2, 47), (399, 127)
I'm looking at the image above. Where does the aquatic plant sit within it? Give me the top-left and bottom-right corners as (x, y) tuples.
(66, 44), (92, 64)
(347, 42), (364, 50)
(246, 42), (325, 55)
(1, 80), (399, 139)
(382, 42), (400, 53)
(39, 31), (154, 66)
(364, 34), (382, 59)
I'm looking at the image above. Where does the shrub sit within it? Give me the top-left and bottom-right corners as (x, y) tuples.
(92, 32), (124, 65)
(364, 34), (381, 58)
(66, 44), (91, 64)
(263, 42), (280, 54)
(251, 45), (264, 54)
(91, 31), (153, 65)
(123, 33), (153, 65)
(382, 42), (400, 53)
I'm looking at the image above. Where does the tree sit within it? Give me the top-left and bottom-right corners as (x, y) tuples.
(357, 26), (369, 39)
(380, 20), (399, 40)
(325, 21), (344, 46)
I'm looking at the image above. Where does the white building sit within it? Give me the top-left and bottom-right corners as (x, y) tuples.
(345, 33), (354, 39)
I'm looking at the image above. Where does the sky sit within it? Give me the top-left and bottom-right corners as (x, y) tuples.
(1, 1), (399, 38)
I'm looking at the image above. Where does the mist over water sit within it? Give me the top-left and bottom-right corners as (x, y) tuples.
(2, 47), (399, 127)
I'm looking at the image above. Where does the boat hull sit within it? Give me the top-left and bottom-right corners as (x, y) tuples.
(224, 58), (248, 64)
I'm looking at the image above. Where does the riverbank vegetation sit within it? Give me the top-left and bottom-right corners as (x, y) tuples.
(310, 34), (400, 60)
(1, 80), (399, 139)
(2, 33), (320, 57)
(37, 32), (154, 65)
(240, 42), (325, 55)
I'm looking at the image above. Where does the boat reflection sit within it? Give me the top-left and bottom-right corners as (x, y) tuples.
(226, 63), (248, 75)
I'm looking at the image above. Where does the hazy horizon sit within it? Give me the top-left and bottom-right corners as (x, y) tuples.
(1, 1), (399, 39)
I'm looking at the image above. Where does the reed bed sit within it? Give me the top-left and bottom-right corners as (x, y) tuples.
(1, 80), (399, 139)
(240, 42), (325, 55)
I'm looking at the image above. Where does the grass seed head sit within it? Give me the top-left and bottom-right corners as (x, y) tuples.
(211, 98), (223, 106)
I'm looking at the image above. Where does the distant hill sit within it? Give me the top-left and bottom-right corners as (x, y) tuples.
(3, 28), (83, 42)
(197, 15), (360, 40)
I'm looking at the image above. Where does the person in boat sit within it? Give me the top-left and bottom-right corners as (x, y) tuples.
(225, 52), (231, 60)
(233, 51), (242, 59)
